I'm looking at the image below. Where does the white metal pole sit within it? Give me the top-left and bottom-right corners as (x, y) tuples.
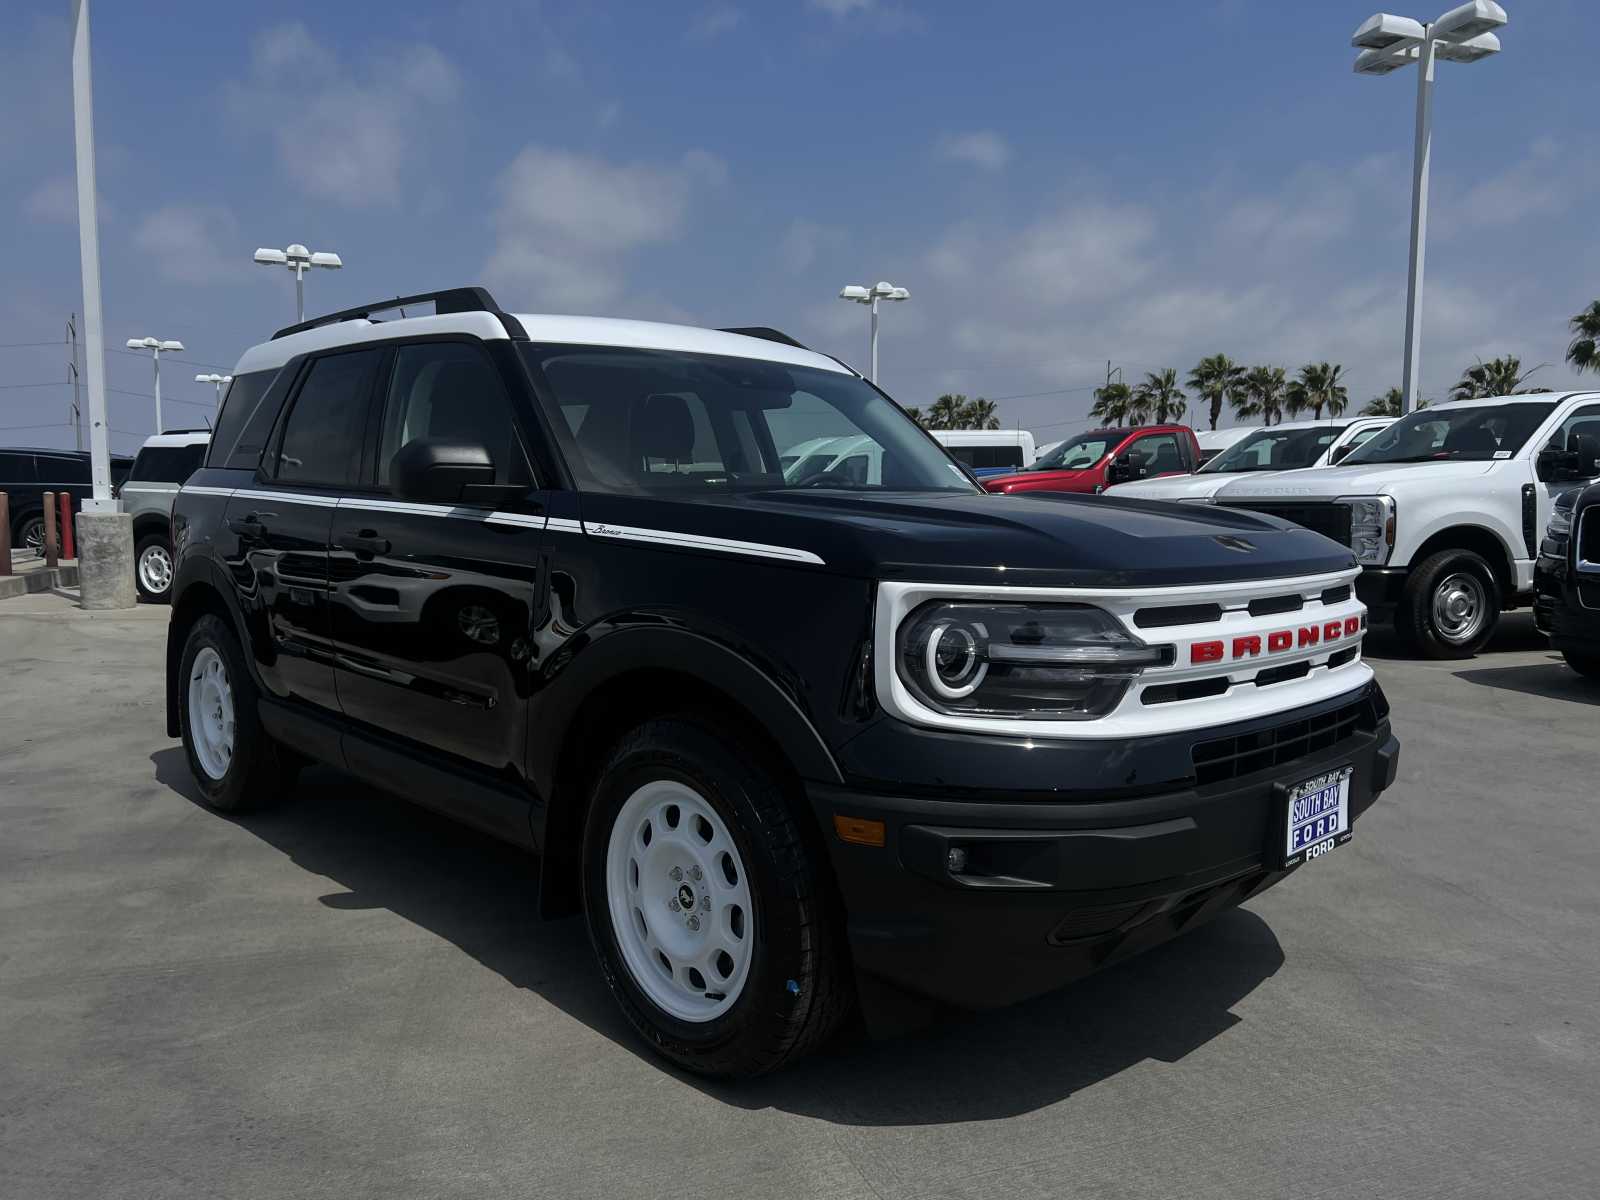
(70, 0), (113, 510)
(68, 314), (84, 451)
(295, 263), (306, 323)
(869, 295), (880, 385)
(1399, 29), (1436, 416)
(152, 346), (163, 434)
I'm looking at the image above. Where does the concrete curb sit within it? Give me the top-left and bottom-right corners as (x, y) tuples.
(0, 563), (80, 600)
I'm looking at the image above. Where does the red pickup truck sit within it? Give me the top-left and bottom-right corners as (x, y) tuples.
(983, 424), (1202, 495)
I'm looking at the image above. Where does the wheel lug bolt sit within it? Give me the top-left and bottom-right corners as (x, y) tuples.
(687, 915), (701, 931)
(668, 898), (681, 912)
(689, 865), (703, 882)
(700, 895), (711, 912)
(669, 866), (683, 882)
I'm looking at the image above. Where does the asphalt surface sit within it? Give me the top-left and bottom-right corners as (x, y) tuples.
(2, 592), (1597, 1199)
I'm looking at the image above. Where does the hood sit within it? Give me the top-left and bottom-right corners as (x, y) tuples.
(983, 466), (1102, 493)
(1214, 458), (1498, 501)
(1106, 472), (1234, 500)
(609, 490), (1357, 588)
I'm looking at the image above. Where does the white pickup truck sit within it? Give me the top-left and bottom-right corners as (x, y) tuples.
(1215, 393), (1600, 658)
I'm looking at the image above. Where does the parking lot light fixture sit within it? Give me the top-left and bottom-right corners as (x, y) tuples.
(837, 280), (911, 384)
(254, 243), (343, 323)
(195, 373), (232, 404)
(124, 336), (184, 434)
(1352, 2), (1507, 416)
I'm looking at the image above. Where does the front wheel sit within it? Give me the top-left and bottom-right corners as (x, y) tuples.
(135, 533), (174, 602)
(17, 514), (45, 558)
(177, 614), (296, 812)
(1395, 550), (1500, 659)
(581, 716), (851, 1078)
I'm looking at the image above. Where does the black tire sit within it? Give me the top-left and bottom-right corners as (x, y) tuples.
(1394, 549), (1501, 659)
(16, 513), (45, 558)
(581, 715), (852, 1078)
(1561, 649), (1600, 680)
(134, 533), (174, 603)
(177, 613), (297, 813)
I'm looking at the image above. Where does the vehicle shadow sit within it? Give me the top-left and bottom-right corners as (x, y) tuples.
(1454, 660), (1600, 706)
(151, 747), (1285, 1126)
(1363, 610), (1546, 660)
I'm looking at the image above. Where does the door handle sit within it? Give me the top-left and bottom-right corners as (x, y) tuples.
(228, 515), (268, 538)
(338, 531), (391, 556)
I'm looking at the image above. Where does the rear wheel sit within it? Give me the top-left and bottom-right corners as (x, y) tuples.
(178, 614), (296, 812)
(17, 514), (45, 558)
(1395, 550), (1500, 659)
(135, 533), (174, 602)
(581, 716), (851, 1078)
(1561, 649), (1600, 679)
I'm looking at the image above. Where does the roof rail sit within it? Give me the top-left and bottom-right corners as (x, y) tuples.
(156, 427), (211, 436)
(718, 326), (808, 350)
(271, 286), (526, 341)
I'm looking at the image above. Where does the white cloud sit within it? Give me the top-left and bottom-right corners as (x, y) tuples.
(1448, 137), (1573, 232)
(25, 176), (78, 224)
(227, 23), (459, 206)
(689, 4), (744, 38)
(483, 147), (725, 311)
(811, 0), (874, 13)
(937, 131), (1011, 172)
(131, 205), (241, 285)
(778, 219), (845, 272)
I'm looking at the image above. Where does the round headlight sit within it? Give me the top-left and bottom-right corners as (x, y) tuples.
(925, 619), (988, 698)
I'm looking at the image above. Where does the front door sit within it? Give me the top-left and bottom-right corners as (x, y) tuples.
(228, 347), (384, 711)
(1534, 403), (1600, 550)
(327, 339), (547, 779)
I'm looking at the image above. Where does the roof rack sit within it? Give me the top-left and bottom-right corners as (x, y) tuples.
(271, 286), (525, 341)
(718, 326), (808, 350)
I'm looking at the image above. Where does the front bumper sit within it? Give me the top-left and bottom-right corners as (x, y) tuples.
(809, 688), (1399, 1012)
(1534, 558), (1600, 654)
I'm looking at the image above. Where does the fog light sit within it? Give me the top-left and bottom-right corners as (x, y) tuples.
(947, 846), (968, 874)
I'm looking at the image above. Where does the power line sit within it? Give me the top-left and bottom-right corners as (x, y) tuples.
(108, 346), (230, 371)
(0, 340), (65, 350)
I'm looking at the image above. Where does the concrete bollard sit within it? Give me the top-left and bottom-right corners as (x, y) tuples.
(59, 492), (76, 561)
(75, 510), (137, 609)
(43, 492), (59, 570)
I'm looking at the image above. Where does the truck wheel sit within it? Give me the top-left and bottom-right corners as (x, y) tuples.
(581, 716), (851, 1078)
(1396, 549), (1500, 659)
(17, 514), (45, 558)
(177, 614), (297, 812)
(1561, 650), (1600, 680)
(135, 534), (174, 603)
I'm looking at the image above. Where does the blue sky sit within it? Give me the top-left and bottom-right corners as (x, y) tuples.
(3, 0), (1597, 454)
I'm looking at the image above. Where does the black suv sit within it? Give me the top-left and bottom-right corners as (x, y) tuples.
(166, 288), (1400, 1077)
(1534, 483), (1600, 677)
(2, 446), (132, 555)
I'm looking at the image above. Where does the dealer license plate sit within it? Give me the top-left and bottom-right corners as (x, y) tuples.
(1282, 766), (1352, 868)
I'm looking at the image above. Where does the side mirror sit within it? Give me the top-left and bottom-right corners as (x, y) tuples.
(392, 438), (502, 504)
(1570, 433), (1600, 479)
(1537, 438), (1590, 483)
(1330, 443), (1354, 464)
(1106, 453), (1144, 486)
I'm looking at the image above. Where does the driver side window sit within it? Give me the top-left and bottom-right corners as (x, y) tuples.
(378, 342), (530, 490)
(1549, 406), (1600, 477)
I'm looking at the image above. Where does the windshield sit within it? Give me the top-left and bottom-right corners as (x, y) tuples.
(1341, 402), (1557, 465)
(1025, 431), (1116, 471)
(1201, 425), (1345, 474)
(522, 345), (976, 495)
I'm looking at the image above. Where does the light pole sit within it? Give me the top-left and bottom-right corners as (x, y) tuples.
(254, 243), (343, 323)
(838, 280), (910, 384)
(1352, 1), (1508, 414)
(125, 336), (184, 434)
(195, 373), (232, 405)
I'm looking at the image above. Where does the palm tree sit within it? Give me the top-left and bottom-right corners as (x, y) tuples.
(1124, 387), (1153, 427)
(1089, 381), (1133, 425)
(962, 397), (1001, 430)
(903, 405), (926, 426)
(1362, 388), (1403, 417)
(1134, 368), (1186, 424)
(925, 393), (967, 430)
(1450, 355), (1543, 400)
(1567, 301), (1600, 374)
(1187, 354), (1246, 431)
(1237, 365), (1288, 426)
(1288, 362), (1349, 420)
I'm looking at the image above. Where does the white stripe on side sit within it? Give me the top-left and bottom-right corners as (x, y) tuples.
(545, 517), (583, 534)
(583, 520), (823, 565)
(179, 485), (236, 498)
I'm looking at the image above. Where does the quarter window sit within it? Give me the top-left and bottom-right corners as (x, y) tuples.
(273, 350), (383, 488)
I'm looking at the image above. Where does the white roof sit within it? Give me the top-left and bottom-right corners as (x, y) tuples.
(1401, 391), (1598, 412)
(931, 429), (1034, 446)
(234, 311), (853, 378)
(138, 431), (211, 448)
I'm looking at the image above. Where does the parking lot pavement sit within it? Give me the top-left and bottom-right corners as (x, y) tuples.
(2, 593), (1597, 1200)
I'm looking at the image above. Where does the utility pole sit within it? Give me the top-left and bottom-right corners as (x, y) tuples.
(67, 313), (83, 451)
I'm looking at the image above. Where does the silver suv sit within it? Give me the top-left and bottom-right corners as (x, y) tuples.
(119, 431), (209, 600)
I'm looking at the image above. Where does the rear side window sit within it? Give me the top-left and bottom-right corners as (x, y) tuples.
(35, 456), (90, 484)
(0, 453), (37, 484)
(271, 350), (383, 488)
(207, 370), (279, 469)
(130, 444), (207, 483)
(950, 445), (1024, 470)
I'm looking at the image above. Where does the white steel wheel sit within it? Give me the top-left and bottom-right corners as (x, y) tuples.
(605, 779), (755, 1023)
(138, 542), (173, 595)
(187, 646), (235, 781)
(1431, 570), (1488, 646)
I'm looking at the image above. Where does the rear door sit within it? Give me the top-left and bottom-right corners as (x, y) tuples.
(227, 348), (383, 711)
(327, 338), (548, 779)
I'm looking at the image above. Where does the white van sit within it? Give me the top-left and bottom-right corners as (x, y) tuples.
(931, 429), (1037, 477)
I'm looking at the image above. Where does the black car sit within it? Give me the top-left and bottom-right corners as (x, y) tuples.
(165, 288), (1400, 1077)
(2, 447), (133, 555)
(1533, 483), (1600, 677)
